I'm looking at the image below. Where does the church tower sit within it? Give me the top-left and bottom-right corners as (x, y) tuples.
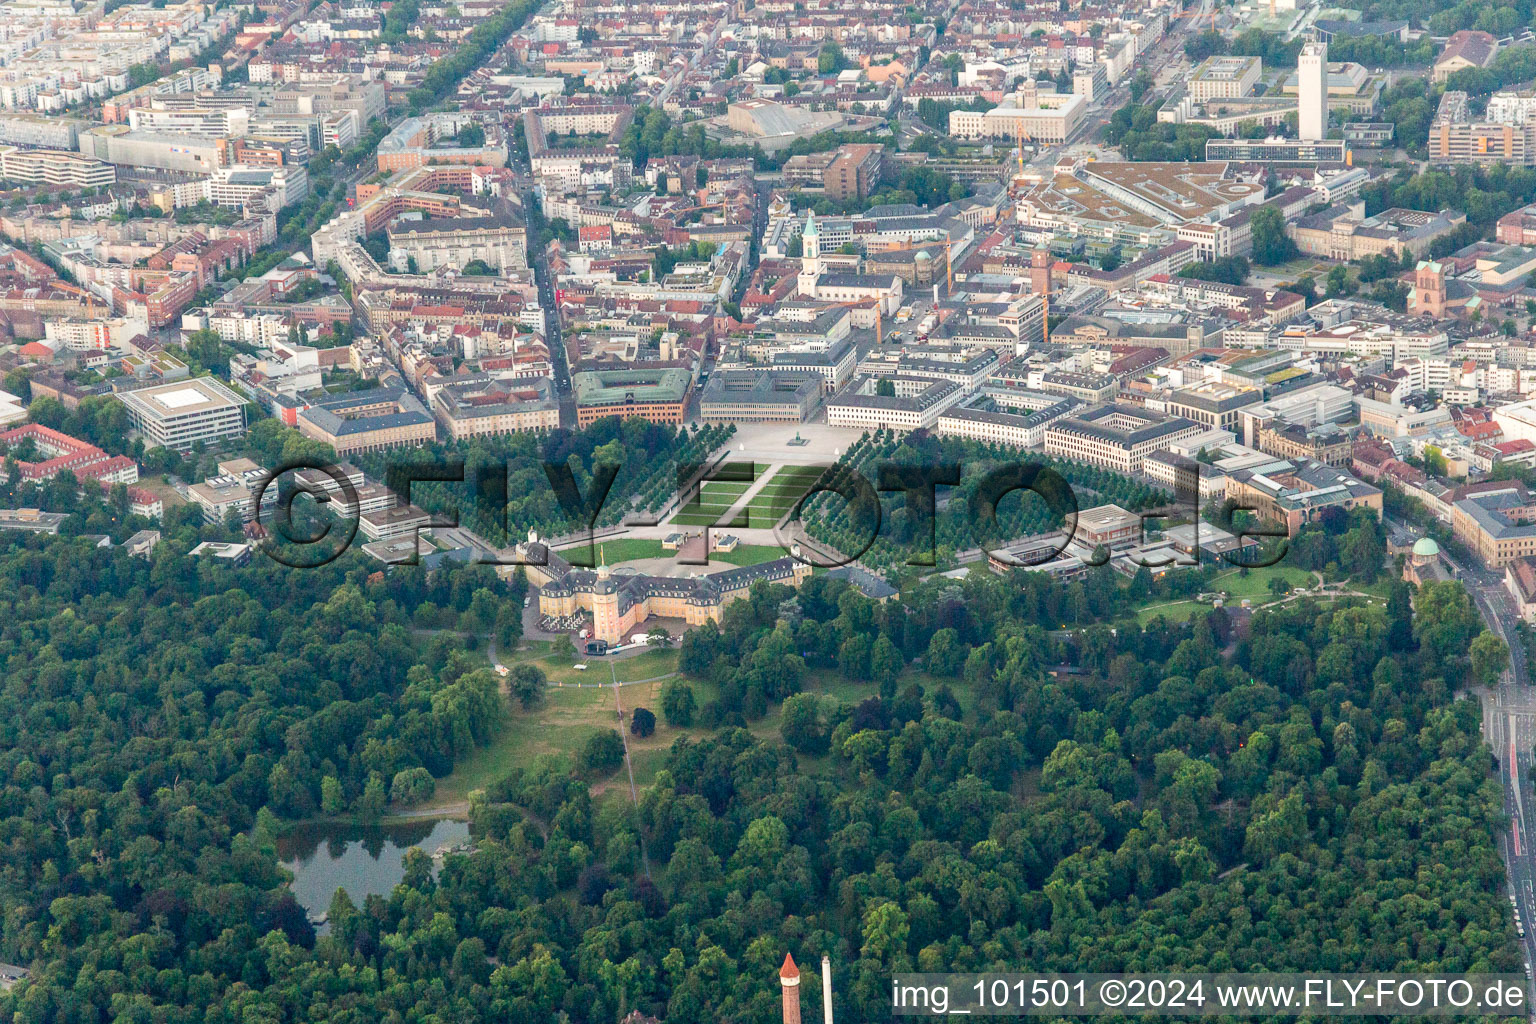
(797, 211), (821, 299)
(1412, 259), (1446, 318)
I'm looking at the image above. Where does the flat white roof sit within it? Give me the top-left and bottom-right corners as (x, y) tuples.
(117, 376), (245, 419)
(155, 387), (208, 409)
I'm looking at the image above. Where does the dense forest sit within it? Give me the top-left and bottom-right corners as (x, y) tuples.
(0, 497), (1519, 1022)
(351, 419), (735, 550)
(799, 428), (1169, 577)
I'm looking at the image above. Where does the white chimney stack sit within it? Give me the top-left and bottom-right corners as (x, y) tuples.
(821, 955), (833, 1024)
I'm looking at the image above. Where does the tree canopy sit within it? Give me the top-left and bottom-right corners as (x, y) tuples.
(0, 440), (1515, 1024)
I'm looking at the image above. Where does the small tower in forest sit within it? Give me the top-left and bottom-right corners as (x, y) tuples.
(780, 953), (801, 1024)
(821, 954), (834, 1024)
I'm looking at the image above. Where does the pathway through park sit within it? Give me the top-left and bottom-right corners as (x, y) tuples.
(610, 660), (652, 878)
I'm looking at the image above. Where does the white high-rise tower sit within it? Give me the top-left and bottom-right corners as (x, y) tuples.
(1298, 40), (1328, 142)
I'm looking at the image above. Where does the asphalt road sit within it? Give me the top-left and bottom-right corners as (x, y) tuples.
(1404, 517), (1536, 996)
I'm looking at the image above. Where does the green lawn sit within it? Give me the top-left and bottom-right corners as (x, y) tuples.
(672, 508), (787, 528)
(433, 685), (617, 805)
(572, 538), (665, 564)
(1262, 255), (1334, 279)
(748, 489), (809, 508)
(758, 472), (825, 491)
(611, 647), (680, 681)
(669, 466), (828, 528)
(673, 506), (745, 521)
(769, 466), (826, 480)
(1212, 565), (1315, 600)
(707, 543), (792, 566)
(749, 466), (825, 512)
(509, 652), (601, 685)
(696, 483), (751, 501)
(572, 539), (789, 569)
(700, 478), (753, 492)
(432, 646), (679, 803)
(1133, 566), (1319, 625)
(1350, 576), (1397, 600)
(671, 511), (754, 526)
(1135, 600), (1206, 625)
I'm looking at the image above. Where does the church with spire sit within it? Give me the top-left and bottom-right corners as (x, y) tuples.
(795, 210), (906, 314)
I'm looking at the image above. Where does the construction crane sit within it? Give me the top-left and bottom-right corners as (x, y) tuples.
(833, 298), (883, 345)
(668, 194), (733, 222)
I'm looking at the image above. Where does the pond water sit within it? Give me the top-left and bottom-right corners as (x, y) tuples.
(278, 818), (470, 925)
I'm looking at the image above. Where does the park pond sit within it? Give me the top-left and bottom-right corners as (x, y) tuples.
(278, 818), (470, 929)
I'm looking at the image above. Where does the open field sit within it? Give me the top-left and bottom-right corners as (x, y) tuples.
(610, 647), (679, 681)
(432, 684), (616, 805)
(1134, 565), (1319, 624)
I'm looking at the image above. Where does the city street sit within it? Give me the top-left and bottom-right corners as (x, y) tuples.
(1415, 522), (1536, 992)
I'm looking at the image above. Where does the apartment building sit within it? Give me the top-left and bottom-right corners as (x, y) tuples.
(948, 81), (1086, 144)
(1429, 91), (1536, 164)
(0, 148), (115, 188)
(376, 113), (507, 172)
(432, 377), (560, 439)
(1187, 56), (1261, 102)
(127, 106), (249, 136)
(824, 144), (885, 201)
(387, 206), (528, 272)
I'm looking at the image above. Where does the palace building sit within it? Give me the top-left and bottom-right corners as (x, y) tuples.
(518, 537), (812, 644)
